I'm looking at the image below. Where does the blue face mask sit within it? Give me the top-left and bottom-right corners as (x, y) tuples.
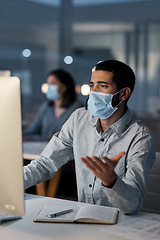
(87, 89), (123, 119)
(46, 84), (60, 101)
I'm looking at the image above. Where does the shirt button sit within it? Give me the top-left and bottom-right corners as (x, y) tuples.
(101, 138), (104, 142)
(89, 184), (92, 188)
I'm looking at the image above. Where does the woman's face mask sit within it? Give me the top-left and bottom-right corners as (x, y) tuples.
(46, 84), (60, 101)
(87, 89), (123, 119)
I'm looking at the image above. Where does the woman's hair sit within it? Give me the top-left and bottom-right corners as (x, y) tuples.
(47, 69), (76, 108)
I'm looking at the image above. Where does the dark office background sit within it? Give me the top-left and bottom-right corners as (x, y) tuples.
(1, 0), (160, 198)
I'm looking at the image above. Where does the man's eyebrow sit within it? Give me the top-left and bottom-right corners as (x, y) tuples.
(89, 81), (109, 84)
(97, 81), (109, 84)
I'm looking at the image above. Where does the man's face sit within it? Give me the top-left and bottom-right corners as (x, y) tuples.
(89, 70), (120, 107)
(89, 70), (117, 94)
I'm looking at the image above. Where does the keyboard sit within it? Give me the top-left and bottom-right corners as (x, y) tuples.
(0, 213), (20, 224)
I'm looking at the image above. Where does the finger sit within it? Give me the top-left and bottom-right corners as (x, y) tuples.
(92, 156), (106, 167)
(100, 156), (116, 168)
(85, 156), (102, 172)
(81, 157), (96, 169)
(92, 156), (117, 173)
(93, 156), (117, 170)
(81, 157), (91, 169)
(81, 157), (101, 172)
(101, 152), (125, 167)
(110, 152), (125, 162)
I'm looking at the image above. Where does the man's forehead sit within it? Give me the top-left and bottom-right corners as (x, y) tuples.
(91, 70), (113, 82)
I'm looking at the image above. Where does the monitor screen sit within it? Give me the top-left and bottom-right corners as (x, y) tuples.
(0, 77), (25, 217)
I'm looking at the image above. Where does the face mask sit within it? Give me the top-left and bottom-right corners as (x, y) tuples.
(46, 84), (60, 101)
(87, 89), (123, 119)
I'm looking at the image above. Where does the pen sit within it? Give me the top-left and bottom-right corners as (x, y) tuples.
(47, 208), (73, 218)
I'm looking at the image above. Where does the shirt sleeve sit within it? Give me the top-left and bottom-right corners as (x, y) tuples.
(102, 128), (156, 214)
(23, 111), (75, 190)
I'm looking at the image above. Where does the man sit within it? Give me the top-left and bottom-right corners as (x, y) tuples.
(24, 60), (155, 214)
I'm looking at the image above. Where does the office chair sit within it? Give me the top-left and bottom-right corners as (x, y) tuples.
(142, 152), (160, 214)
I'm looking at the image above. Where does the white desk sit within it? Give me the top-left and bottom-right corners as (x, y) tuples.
(23, 141), (48, 160)
(0, 194), (124, 240)
(1, 194), (160, 240)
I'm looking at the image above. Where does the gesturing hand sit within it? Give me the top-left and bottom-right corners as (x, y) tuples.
(81, 152), (125, 188)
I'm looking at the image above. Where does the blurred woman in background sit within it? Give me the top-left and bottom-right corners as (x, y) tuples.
(23, 69), (82, 141)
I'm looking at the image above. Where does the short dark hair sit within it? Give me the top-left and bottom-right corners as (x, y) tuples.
(47, 69), (76, 108)
(95, 60), (135, 95)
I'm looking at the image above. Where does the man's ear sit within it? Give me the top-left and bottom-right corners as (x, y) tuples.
(120, 87), (131, 101)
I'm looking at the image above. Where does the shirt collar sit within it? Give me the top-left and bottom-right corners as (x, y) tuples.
(88, 109), (133, 137)
(110, 109), (132, 137)
(88, 113), (98, 126)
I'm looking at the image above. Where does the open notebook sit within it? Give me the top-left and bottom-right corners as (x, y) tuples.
(34, 204), (119, 225)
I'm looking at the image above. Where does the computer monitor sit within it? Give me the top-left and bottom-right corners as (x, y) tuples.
(0, 69), (11, 77)
(0, 76), (25, 217)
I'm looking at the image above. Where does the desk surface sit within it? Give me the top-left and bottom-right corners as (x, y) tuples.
(1, 194), (160, 240)
(23, 141), (48, 159)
